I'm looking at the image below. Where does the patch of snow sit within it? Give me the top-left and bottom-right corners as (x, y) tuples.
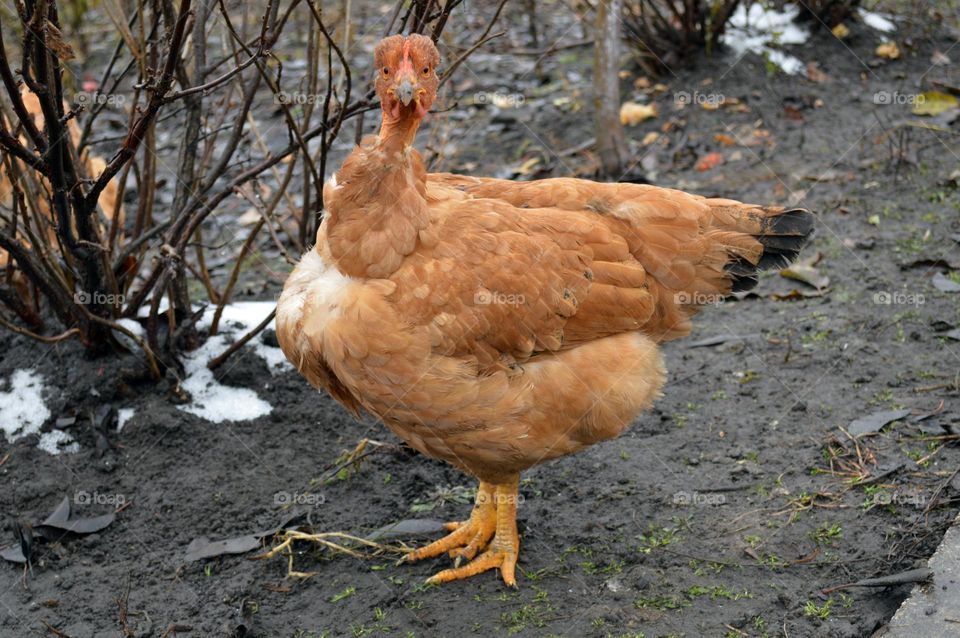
(724, 4), (809, 75)
(112, 317), (145, 352)
(197, 301), (290, 373)
(0, 369), (51, 442)
(115, 300), (291, 424)
(859, 9), (896, 33)
(117, 408), (135, 431)
(178, 301), (284, 423)
(115, 318), (144, 337)
(37, 429), (79, 455)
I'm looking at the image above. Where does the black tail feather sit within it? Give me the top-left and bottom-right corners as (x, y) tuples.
(725, 208), (815, 293)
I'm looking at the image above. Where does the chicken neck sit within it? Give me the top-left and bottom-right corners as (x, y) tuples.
(322, 110), (429, 278)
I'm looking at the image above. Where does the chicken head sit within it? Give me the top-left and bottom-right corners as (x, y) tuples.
(374, 34), (440, 122)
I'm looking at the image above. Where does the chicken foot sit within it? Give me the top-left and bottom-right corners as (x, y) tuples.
(406, 476), (521, 586)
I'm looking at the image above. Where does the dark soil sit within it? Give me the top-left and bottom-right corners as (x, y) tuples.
(2, 3), (960, 638)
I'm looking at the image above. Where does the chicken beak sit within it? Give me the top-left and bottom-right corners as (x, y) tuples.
(395, 74), (417, 107)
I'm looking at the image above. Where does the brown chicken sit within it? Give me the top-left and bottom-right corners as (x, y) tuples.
(276, 34), (813, 586)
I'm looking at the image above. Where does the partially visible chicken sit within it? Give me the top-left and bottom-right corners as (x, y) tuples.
(0, 87), (125, 298)
(276, 35), (813, 586)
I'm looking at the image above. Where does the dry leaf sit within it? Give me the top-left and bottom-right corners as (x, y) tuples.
(714, 133), (736, 147)
(931, 50), (951, 66)
(876, 41), (901, 60)
(619, 102), (658, 126)
(912, 91), (959, 116)
(44, 22), (74, 61)
(515, 157), (541, 176)
(806, 62), (830, 83)
(695, 152), (723, 172)
(238, 208), (262, 226)
(641, 131), (660, 146)
(831, 23), (850, 38)
(780, 251), (829, 291)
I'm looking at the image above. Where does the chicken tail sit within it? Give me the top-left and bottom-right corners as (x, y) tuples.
(722, 206), (815, 293)
(612, 195), (814, 341)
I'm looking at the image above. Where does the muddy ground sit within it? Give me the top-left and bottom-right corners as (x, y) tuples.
(2, 2), (960, 637)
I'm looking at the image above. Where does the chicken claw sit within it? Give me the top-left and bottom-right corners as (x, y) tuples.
(405, 481), (496, 563)
(415, 477), (521, 586)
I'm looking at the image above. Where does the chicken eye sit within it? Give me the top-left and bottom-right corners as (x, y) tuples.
(422, 67), (430, 76)
(382, 67), (390, 76)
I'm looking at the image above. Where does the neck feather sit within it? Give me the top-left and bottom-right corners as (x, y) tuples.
(321, 113), (428, 279)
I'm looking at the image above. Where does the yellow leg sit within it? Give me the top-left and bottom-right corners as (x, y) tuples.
(425, 476), (520, 587)
(405, 481), (496, 563)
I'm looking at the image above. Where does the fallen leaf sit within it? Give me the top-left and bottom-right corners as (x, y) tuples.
(237, 208), (262, 226)
(44, 21), (75, 61)
(619, 102), (658, 126)
(931, 50), (951, 66)
(783, 105), (805, 121)
(714, 133), (737, 146)
(831, 23), (850, 38)
(806, 62), (830, 83)
(365, 519), (447, 542)
(771, 288), (825, 300)
(876, 41), (901, 60)
(185, 511), (306, 562)
(932, 272), (960, 292)
(901, 258), (960, 270)
(185, 535), (261, 562)
(780, 251), (829, 290)
(0, 545), (25, 564)
(695, 152), (723, 172)
(1, 497), (117, 564)
(802, 169), (849, 182)
(514, 157), (541, 176)
(688, 333), (760, 348)
(847, 409), (911, 437)
(641, 131), (660, 146)
(912, 91), (959, 116)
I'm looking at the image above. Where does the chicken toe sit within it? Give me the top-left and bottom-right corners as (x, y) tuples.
(424, 477), (520, 586)
(405, 481), (496, 562)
